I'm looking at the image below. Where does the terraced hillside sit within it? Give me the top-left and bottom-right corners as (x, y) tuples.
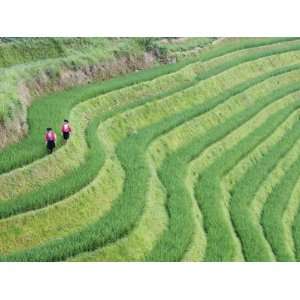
(1, 37), (300, 261)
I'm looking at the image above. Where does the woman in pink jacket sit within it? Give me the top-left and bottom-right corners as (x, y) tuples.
(61, 119), (72, 143)
(45, 128), (57, 154)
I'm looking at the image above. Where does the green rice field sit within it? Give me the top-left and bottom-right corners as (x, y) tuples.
(1, 37), (300, 261)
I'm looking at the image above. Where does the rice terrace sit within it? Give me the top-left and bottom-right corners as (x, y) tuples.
(2, 37), (300, 262)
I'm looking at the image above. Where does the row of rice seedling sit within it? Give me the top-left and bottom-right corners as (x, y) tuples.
(147, 82), (300, 261)
(283, 181), (300, 259)
(288, 179), (300, 260)
(287, 161), (300, 261)
(3, 39), (298, 216)
(293, 208), (300, 259)
(261, 139), (300, 261)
